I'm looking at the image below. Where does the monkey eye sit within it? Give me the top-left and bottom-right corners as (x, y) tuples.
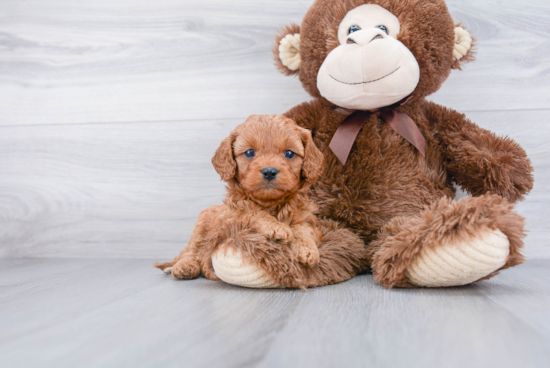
(284, 150), (296, 159)
(244, 149), (255, 158)
(348, 25), (361, 34)
(377, 25), (388, 34)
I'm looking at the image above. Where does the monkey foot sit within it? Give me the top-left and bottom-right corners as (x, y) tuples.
(212, 248), (281, 289)
(404, 229), (510, 287)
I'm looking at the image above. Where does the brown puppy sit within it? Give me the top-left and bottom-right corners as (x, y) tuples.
(155, 114), (325, 281)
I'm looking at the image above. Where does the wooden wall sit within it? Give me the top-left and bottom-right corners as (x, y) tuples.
(1, 0), (549, 259)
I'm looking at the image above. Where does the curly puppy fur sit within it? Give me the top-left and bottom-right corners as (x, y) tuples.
(155, 115), (368, 288)
(269, 0), (533, 287)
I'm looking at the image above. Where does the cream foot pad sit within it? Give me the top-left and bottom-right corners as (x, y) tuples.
(212, 248), (281, 288)
(405, 229), (510, 287)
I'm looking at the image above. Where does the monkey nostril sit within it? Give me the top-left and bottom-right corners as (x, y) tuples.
(370, 34), (384, 43)
(346, 38), (356, 45)
(261, 167), (279, 181)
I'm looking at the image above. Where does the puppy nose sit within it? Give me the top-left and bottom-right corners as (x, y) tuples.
(261, 167), (279, 181)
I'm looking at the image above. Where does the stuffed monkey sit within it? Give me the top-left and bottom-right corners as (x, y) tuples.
(212, 0), (534, 288)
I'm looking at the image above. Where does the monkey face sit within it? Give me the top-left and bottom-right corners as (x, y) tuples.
(316, 4), (420, 110)
(273, 0), (475, 108)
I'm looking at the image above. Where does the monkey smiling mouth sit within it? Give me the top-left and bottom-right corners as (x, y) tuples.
(330, 66), (401, 85)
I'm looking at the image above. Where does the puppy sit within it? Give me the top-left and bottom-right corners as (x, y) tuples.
(155, 114), (325, 281)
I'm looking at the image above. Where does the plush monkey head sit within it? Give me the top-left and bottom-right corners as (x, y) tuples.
(274, 0), (474, 110)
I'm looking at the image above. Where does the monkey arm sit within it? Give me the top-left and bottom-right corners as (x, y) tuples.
(423, 101), (534, 203)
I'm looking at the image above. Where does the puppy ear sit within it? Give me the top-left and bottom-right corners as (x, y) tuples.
(212, 131), (238, 182)
(299, 128), (324, 183)
(273, 24), (301, 76)
(451, 24), (476, 70)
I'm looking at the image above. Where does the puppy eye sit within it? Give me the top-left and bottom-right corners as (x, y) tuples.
(377, 25), (388, 34)
(284, 150), (296, 159)
(244, 149), (255, 158)
(348, 25), (361, 34)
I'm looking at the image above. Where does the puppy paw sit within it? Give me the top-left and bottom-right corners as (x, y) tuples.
(171, 260), (201, 280)
(296, 242), (320, 267)
(265, 223), (294, 243)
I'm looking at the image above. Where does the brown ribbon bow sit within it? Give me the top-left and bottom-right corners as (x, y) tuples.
(329, 107), (426, 165)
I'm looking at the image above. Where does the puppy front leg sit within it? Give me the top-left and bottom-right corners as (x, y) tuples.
(251, 212), (294, 243)
(292, 224), (321, 267)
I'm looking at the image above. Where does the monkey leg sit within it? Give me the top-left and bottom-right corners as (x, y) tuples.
(211, 229), (300, 289)
(302, 219), (369, 288)
(211, 219), (369, 289)
(370, 194), (525, 288)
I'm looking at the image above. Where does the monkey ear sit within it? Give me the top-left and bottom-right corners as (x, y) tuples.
(452, 25), (476, 70)
(211, 131), (238, 182)
(273, 24), (301, 76)
(299, 128), (324, 184)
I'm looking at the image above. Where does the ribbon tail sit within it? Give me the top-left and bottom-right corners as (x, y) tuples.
(329, 111), (369, 165)
(380, 109), (426, 157)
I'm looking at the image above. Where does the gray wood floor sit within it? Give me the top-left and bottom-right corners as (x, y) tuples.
(1, 259), (549, 368)
(1, 0), (550, 367)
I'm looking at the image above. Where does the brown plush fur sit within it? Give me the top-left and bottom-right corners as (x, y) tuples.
(264, 0), (534, 288)
(155, 115), (368, 287)
(369, 194), (525, 288)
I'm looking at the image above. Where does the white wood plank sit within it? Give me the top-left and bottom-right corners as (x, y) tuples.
(0, 0), (548, 127)
(430, 0), (550, 112)
(0, 119), (234, 258)
(0, 259), (549, 368)
(0, 0), (313, 126)
(0, 110), (548, 259)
